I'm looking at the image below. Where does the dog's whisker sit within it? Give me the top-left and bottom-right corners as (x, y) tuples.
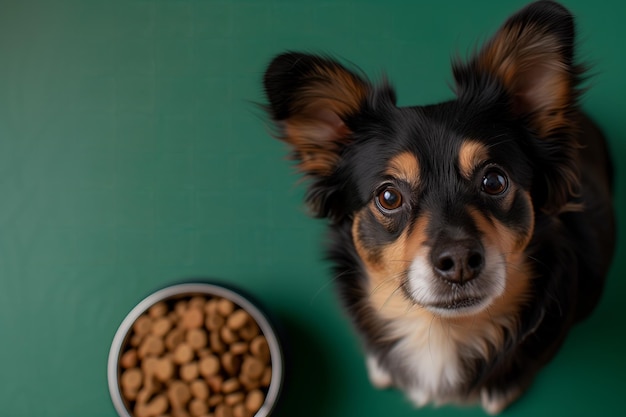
(310, 269), (355, 305)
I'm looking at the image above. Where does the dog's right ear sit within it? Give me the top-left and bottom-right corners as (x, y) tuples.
(263, 53), (371, 219)
(263, 52), (370, 179)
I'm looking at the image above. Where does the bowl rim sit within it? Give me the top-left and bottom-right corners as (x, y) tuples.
(107, 282), (284, 417)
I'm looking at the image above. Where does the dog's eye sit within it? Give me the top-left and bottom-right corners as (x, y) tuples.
(481, 170), (508, 195)
(377, 186), (403, 212)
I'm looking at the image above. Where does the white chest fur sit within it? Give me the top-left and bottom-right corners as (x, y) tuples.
(366, 313), (512, 407)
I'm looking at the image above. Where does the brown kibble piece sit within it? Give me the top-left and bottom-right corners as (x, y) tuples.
(241, 356), (264, 380)
(148, 301), (168, 318)
(174, 300), (188, 317)
(198, 355), (220, 377)
(204, 298), (218, 315)
(208, 393), (224, 407)
(182, 307), (204, 329)
(230, 342), (248, 356)
(245, 389), (264, 413)
(233, 403), (251, 417)
(189, 379), (209, 400)
(210, 330), (225, 353)
(136, 385), (152, 407)
(172, 408), (191, 417)
(151, 317), (172, 337)
(249, 336), (270, 363)
(205, 313), (225, 331)
(260, 367), (272, 387)
(206, 375), (224, 393)
(216, 298), (235, 316)
(133, 315), (152, 336)
(168, 310), (179, 323)
(165, 327), (185, 351)
(225, 392), (245, 407)
(145, 394), (168, 416)
(189, 398), (209, 417)
(221, 377), (240, 394)
(154, 357), (174, 382)
(141, 356), (159, 376)
(238, 320), (259, 341)
(238, 374), (259, 391)
(168, 380), (191, 408)
(226, 310), (249, 330)
(120, 349), (138, 369)
(197, 348), (211, 358)
(220, 326), (239, 344)
(189, 295), (206, 310)
(187, 328), (208, 350)
(180, 361), (199, 381)
(215, 404), (233, 417)
(138, 334), (165, 358)
(221, 352), (241, 376)
(173, 343), (194, 365)
(122, 388), (137, 401)
(130, 334), (143, 347)
(120, 368), (142, 391)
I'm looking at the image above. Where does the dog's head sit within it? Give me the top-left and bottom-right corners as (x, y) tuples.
(263, 1), (581, 320)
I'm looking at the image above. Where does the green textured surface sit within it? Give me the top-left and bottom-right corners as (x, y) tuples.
(0, 1), (624, 416)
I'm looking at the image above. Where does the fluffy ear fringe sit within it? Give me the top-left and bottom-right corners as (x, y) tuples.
(263, 52), (370, 178)
(263, 52), (372, 219)
(453, 0), (584, 213)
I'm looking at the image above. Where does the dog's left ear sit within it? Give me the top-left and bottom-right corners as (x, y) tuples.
(454, 1), (582, 213)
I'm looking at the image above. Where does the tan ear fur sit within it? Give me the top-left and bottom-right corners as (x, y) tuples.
(281, 62), (368, 176)
(477, 24), (574, 138)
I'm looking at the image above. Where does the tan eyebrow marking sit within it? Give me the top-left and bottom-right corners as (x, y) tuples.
(458, 140), (489, 180)
(385, 152), (420, 186)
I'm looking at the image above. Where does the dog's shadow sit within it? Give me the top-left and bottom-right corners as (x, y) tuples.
(271, 310), (348, 417)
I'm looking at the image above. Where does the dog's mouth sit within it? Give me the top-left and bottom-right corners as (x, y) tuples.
(422, 296), (492, 317)
(430, 297), (482, 310)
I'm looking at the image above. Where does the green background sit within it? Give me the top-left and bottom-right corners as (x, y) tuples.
(1, 1), (624, 416)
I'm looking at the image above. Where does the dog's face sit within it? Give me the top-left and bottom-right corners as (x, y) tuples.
(346, 105), (536, 319)
(264, 1), (580, 322)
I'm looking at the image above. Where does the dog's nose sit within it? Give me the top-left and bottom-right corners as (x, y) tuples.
(431, 239), (485, 284)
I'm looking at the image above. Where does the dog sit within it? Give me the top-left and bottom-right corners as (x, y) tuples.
(262, 1), (615, 414)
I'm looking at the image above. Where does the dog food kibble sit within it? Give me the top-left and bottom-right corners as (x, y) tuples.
(151, 317), (172, 337)
(186, 328), (208, 350)
(121, 368), (143, 392)
(217, 298), (235, 316)
(180, 361), (199, 381)
(245, 389), (265, 413)
(120, 349), (138, 369)
(215, 403), (234, 417)
(148, 301), (167, 319)
(117, 294), (273, 417)
(133, 315), (152, 336)
(138, 335), (164, 358)
(233, 403), (252, 417)
(199, 354), (220, 377)
(250, 336), (270, 362)
(189, 397), (209, 417)
(154, 357), (174, 382)
(239, 320), (260, 341)
(182, 307), (204, 329)
(189, 379), (209, 400)
(226, 310), (250, 330)
(173, 343), (194, 364)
